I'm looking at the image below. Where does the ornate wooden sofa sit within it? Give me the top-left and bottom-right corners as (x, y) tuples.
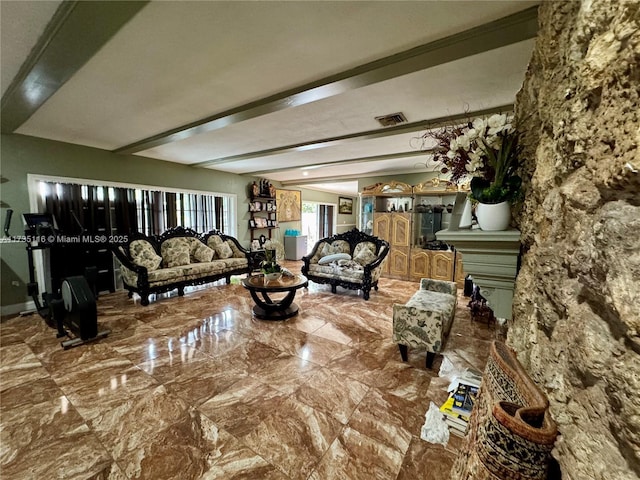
(301, 228), (389, 300)
(111, 226), (250, 305)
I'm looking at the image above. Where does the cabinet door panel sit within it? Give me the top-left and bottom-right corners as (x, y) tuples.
(391, 214), (410, 247)
(430, 251), (454, 281)
(389, 248), (409, 278)
(373, 214), (391, 241)
(410, 250), (430, 282)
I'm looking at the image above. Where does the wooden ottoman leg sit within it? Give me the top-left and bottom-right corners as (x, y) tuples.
(426, 352), (436, 369)
(398, 344), (408, 362)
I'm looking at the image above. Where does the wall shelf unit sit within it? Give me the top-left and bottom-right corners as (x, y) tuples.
(249, 195), (278, 242)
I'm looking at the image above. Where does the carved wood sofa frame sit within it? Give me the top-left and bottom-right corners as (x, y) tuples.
(111, 226), (250, 306)
(301, 228), (389, 300)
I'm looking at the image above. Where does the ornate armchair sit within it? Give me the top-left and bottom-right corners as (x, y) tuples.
(301, 228), (389, 300)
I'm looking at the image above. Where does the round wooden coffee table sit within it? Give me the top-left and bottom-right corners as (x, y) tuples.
(241, 274), (308, 320)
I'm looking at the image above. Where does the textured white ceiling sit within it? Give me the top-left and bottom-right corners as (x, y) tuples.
(0, 0), (62, 96)
(140, 39), (534, 165)
(4, 1), (538, 195)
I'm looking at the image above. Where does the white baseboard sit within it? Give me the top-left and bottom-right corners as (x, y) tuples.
(1, 300), (36, 317)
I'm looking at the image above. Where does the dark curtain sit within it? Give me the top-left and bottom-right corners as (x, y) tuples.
(152, 191), (163, 234)
(215, 197), (223, 232)
(318, 204), (334, 238)
(165, 193), (177, 229)
(137, 190), (164, 235)
(43, 183), (85, 234)
(112, 187), (138, 235)
(41, 181), (226, 237)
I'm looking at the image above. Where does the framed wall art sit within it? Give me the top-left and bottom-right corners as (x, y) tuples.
(339, 196), (353, 215)
(275, 189), (301, 222)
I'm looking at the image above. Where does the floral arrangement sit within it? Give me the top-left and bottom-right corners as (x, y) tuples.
(260, 249), (281, 274)
(423, 113), (523, 204)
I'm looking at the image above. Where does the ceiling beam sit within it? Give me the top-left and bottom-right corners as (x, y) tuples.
(1, 1), (149, 133)
(114, 7), (537, 155)
(279, 167), (431, 186)
(245, 151), (430, 176)
(196, 103), (512, 169)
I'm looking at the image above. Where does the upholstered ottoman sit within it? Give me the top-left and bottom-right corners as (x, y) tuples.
(392, 278), (457, 368)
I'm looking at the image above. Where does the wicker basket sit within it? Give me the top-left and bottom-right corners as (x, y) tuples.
(450, 341), (558, 480)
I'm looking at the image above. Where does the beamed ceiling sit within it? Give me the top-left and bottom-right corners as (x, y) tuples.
(1, 1), (538, 195)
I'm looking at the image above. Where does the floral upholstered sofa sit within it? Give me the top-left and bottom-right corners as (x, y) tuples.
(301, 228), (389, 300)
(392, 278), (457, 368)
(112, 226), (250, 305)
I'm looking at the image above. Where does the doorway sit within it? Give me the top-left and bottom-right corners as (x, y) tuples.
(302, 202), (336, 250)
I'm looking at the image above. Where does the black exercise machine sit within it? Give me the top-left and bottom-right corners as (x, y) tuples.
(4, 209), (110, 349)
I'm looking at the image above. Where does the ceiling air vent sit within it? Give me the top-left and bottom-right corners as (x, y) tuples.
(375, 112), (407, 127)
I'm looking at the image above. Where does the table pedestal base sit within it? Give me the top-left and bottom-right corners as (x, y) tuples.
(252, 302), (299, 321)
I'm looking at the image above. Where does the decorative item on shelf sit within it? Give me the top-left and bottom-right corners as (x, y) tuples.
(260, 249), (282, 282)
(268, 183), (276, 199)
(251, 181), (260, 197)
(421, 113), (523, 231)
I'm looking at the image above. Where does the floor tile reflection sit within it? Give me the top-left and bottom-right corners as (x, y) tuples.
(0, 262), (500, 479)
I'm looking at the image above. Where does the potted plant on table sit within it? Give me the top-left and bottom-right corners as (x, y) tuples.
(422, 113), (523, 231)
(260, 249), (282, 282)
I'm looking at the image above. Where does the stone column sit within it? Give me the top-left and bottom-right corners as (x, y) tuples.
(510, 1), (640, 479)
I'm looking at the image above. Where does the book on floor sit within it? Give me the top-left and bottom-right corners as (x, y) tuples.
(439, 393), (470, 426)
(450, 382), (479, 416)
(447, 421), (468, 437)
(447, 368), (483, 393)
(458, 368), (482, 388)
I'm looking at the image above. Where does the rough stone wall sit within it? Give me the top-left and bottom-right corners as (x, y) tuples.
(510, 1), (640, 479)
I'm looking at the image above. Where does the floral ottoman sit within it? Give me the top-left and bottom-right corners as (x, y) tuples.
(392, 278), (457, 368)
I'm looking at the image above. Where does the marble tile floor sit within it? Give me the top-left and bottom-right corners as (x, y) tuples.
(0, 261), (503, 480)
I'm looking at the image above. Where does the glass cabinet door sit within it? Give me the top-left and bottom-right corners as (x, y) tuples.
(360, 196), (375, 234)
(414, 211), (443, 245)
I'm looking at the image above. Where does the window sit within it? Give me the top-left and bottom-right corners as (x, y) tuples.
(30, 175), (236, 237)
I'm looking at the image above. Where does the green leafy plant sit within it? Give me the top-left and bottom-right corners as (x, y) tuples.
(422, 113), (523, 204)
(260, 249), (281, 274)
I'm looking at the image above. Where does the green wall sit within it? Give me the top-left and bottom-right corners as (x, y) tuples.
(0, 133), (347, 308)
(0, 133), (439, 308)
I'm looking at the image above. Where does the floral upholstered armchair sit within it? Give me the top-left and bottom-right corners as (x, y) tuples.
(301, 229), (389, 300)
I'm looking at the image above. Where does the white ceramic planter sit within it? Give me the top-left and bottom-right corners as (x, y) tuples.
(476, 201), (511, 231)
(263, 272), (282, 283)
